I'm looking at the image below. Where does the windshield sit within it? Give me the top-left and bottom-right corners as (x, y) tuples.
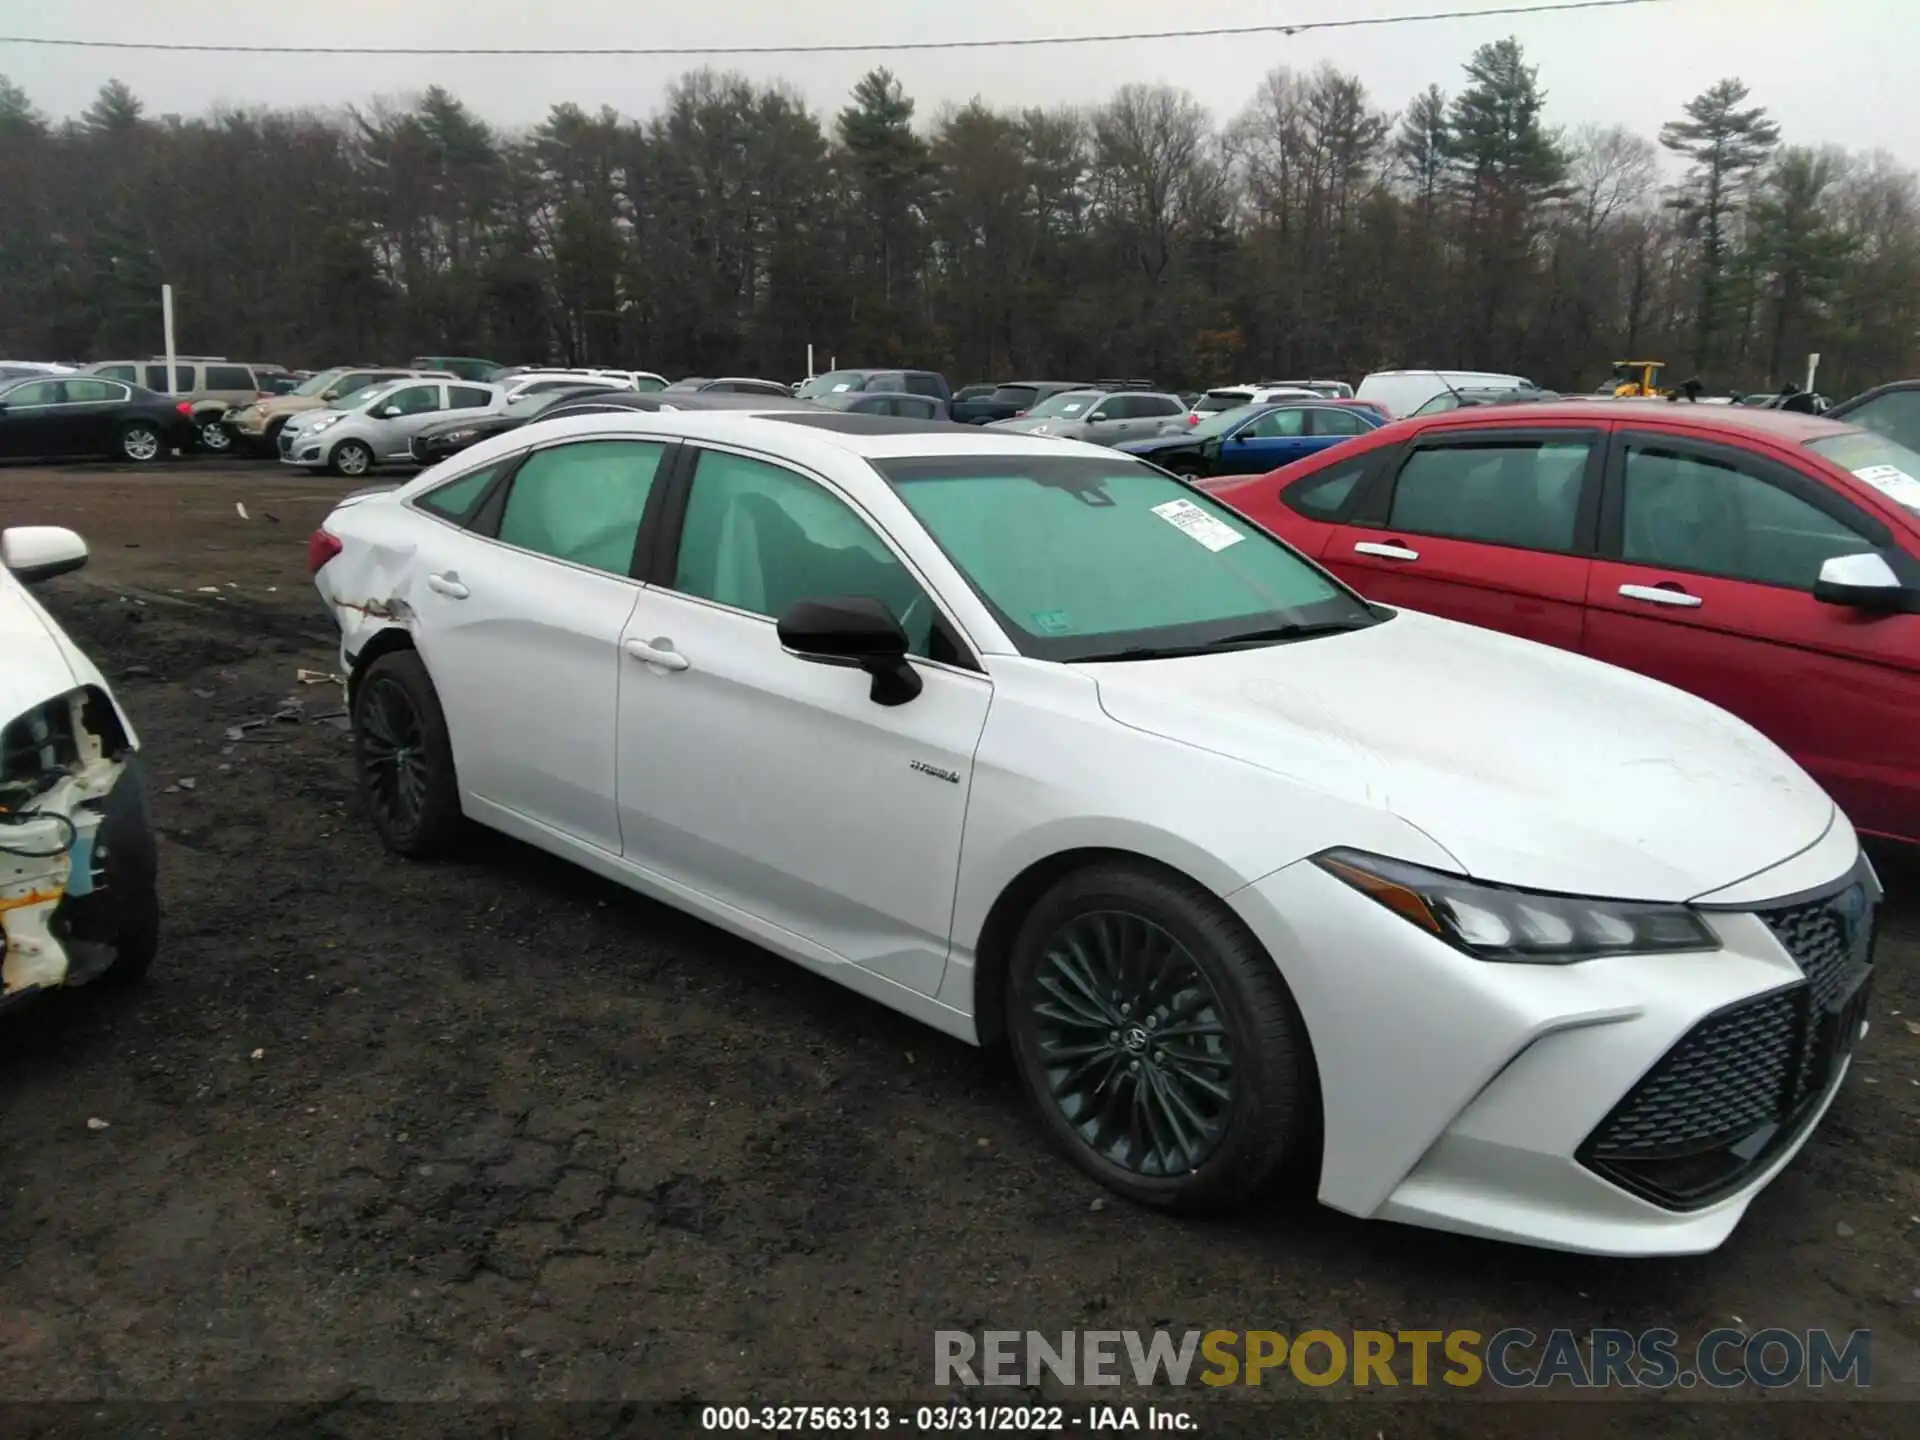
(292, 369), (346, 397)
(1195, 389), (1252, 414)
(796, 370), (870, 399)
(1026, 390), (1099, 420)
(1808, 430), (1920, 514)
(1190, 404), (1266, 440)
(339, 380), (404, 412)
(877, 454), (1377, 661)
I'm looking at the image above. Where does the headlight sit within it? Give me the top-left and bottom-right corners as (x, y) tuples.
(307, 415), (342, 434)
(1313, 849), (1720, 964)
(437, 429), (477, 444)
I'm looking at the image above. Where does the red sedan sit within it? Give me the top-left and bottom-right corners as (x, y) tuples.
(1206, 400), (1920, 844)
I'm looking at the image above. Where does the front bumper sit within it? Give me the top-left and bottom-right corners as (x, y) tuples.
(2, 750), (156, 998)
(279, 427), (328, 467)
(1230, 850), (1873, 1256)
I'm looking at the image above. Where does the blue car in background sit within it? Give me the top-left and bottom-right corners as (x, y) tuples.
(1116, 400), (1384, 478)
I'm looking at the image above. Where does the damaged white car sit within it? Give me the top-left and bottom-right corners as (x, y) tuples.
(1, 526), (159, 1006)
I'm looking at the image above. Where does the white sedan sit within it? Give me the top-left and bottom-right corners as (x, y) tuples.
(310, 409), (1877, 1255)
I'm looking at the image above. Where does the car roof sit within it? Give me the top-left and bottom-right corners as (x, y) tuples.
(1405, 398), (1856, 441)
(510, 407), (1118, 460)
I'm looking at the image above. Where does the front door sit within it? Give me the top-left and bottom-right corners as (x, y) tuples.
(0, 380), (78, 459)
(1325, 427), (1603, 650)
(1214, 405), (1314, 475)
(615, 444), (992, 995)
(367, 382), (451, 461)
(405, 440), (670, 853)
(1583, 430), (1920, 840)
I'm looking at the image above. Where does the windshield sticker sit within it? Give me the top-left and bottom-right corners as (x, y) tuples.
(1032, 609), (1074, 634)
(1152, 498), (1245, 552)
(1852, 463), (1920, 512)
(830, 383), (853, 392)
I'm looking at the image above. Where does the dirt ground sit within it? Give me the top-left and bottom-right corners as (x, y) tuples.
(0, 460), (1915, 1437)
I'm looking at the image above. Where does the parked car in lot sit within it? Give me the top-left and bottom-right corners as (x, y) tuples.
(1118, 400), (1384, 477)
(499, 372), (634, 405)
(1188, 384), (1325, 423)
(281, 378), (506, 475)
(1355, 369), (1541, 418)
(1261, 378), (1355, 399)
(225, 367), (442, 455)
(1209, 399), (1920, 845)
(951, 383), (997, 405)
(310, 407), (1874, 1254)
(409, 383), (635, 465)
(0, 374), (195, 464)
(407, 356), (504, 383)
(1, 524), (159, 1002)
(794, 368), (952, 404)
(532, 390), (816, 423)
(809, 390), (951, 421)
(1826, 379), (1920, 453)
(662, 377), (797, 397)
(82, 356), (289, 454)
(949, 381), (1095, 426)
(987, 388), (1188, 445)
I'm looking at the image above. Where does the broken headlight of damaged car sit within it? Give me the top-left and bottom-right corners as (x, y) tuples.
(1314, 848), (1719, 962)
(1, 687), (157, 997)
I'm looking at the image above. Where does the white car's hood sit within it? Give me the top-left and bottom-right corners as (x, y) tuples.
(1090, 609), (1835, 903)
(0, 574), (80, 721)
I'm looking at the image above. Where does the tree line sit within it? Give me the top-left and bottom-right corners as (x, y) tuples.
(1, 37), (1916, 397)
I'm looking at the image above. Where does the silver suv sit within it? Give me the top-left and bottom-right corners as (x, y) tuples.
(985, 388), (1187, 445)
(279, 378), (506, 475)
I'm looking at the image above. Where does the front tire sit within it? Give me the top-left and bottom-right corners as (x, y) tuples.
(330, 439), (374, 477)
(351, 650), (463, 858)
(118, 422), (163, 464)
(1005, 862), (1313, 1211)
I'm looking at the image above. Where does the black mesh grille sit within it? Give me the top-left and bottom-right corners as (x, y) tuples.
(1579, 876), (1875, 1210)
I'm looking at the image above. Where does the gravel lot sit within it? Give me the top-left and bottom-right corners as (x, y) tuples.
(0, 460), (1915, 1436)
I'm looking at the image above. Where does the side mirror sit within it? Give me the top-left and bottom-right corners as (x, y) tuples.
(1229, 431), (1249, 443)
(776, 595), (922, 706)
(2, 525), (89, 584)
(380, 405), (402, 418)
(321, 388), (340, 401)
(1814, 552), (1912, 612)
(1087, 411), (1112, 423)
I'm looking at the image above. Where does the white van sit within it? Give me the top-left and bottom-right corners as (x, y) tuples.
(1356, 369), (1539, 418)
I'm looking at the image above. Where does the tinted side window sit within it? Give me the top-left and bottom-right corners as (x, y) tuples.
(1139, 395), (1181, 416)
(902, 373), (944, 398)
(144, 365), (192, 391)
(1284, 457), (1373, 519)
(64, 378), (124, 403)
(4, 380), (64, 406)
(449, 386), (493, 409)
(1840, 389), (1920, 454)
(206, 365), (255, 390)
(672, 449), (937, 657)
(496, 441), (665, 574)
(96, 365), (137, 383)
(379, 385), (442, 416)
(1620, 444), (1871, 590)
(1388, 439), (1591, 552)
(1308, 407), (1369, 436)
(416, 460), (507, 524)
(1244, 408), (1307, 439)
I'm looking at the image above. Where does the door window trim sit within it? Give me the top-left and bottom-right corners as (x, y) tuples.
(1354, 426), (1607, 556)
(1596, 428), (1891, 592)
(645, 439), (985, 674)
(1280, 448), (1396, 523)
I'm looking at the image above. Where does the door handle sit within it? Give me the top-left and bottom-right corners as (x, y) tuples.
(425, 572), (469, 599)
(1618, 583), (1702, 609)
(1353, 541), (1420, 561)
(625, 637), (690, 671)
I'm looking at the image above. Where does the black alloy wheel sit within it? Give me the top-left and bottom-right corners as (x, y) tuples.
(1027, 910), (1235, 1177)
(350, 650), (462, 858)
(1007, 862), (1314, 1210)
(358, 674), (430, 836)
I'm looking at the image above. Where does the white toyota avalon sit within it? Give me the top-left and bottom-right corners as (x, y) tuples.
(310, 410), (1877, 1256)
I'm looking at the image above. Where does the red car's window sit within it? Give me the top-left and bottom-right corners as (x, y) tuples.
(1387, 440), (1590, 552)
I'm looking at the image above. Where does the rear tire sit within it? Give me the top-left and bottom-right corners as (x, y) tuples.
(330, 439), (374, 477)
(198, 418), (234, 454)
(118, 422), (163, 464)
(351, 650), (463, 859)
(1005, 861), (1314, 1212)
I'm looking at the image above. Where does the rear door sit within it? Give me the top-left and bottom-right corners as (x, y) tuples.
(1324, 425), (1605, 650)
(1303, 403), (1375, 460)
(60, 378), (131, 456)
(1584, 428), (1920, 839)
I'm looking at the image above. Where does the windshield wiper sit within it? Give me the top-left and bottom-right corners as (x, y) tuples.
(1071, 616), (1377, 663)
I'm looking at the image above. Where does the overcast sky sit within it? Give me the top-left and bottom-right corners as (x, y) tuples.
(3, 0), (1910, 170)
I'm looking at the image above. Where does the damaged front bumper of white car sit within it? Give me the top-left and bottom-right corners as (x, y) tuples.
(1, 686), (158, 1003)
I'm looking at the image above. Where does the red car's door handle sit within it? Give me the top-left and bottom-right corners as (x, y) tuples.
(1354, 540), (1420, 561)
(1618, 582), (1702, 609)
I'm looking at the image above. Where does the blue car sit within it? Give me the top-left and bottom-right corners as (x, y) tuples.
(1116, 400), (1384, 478)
